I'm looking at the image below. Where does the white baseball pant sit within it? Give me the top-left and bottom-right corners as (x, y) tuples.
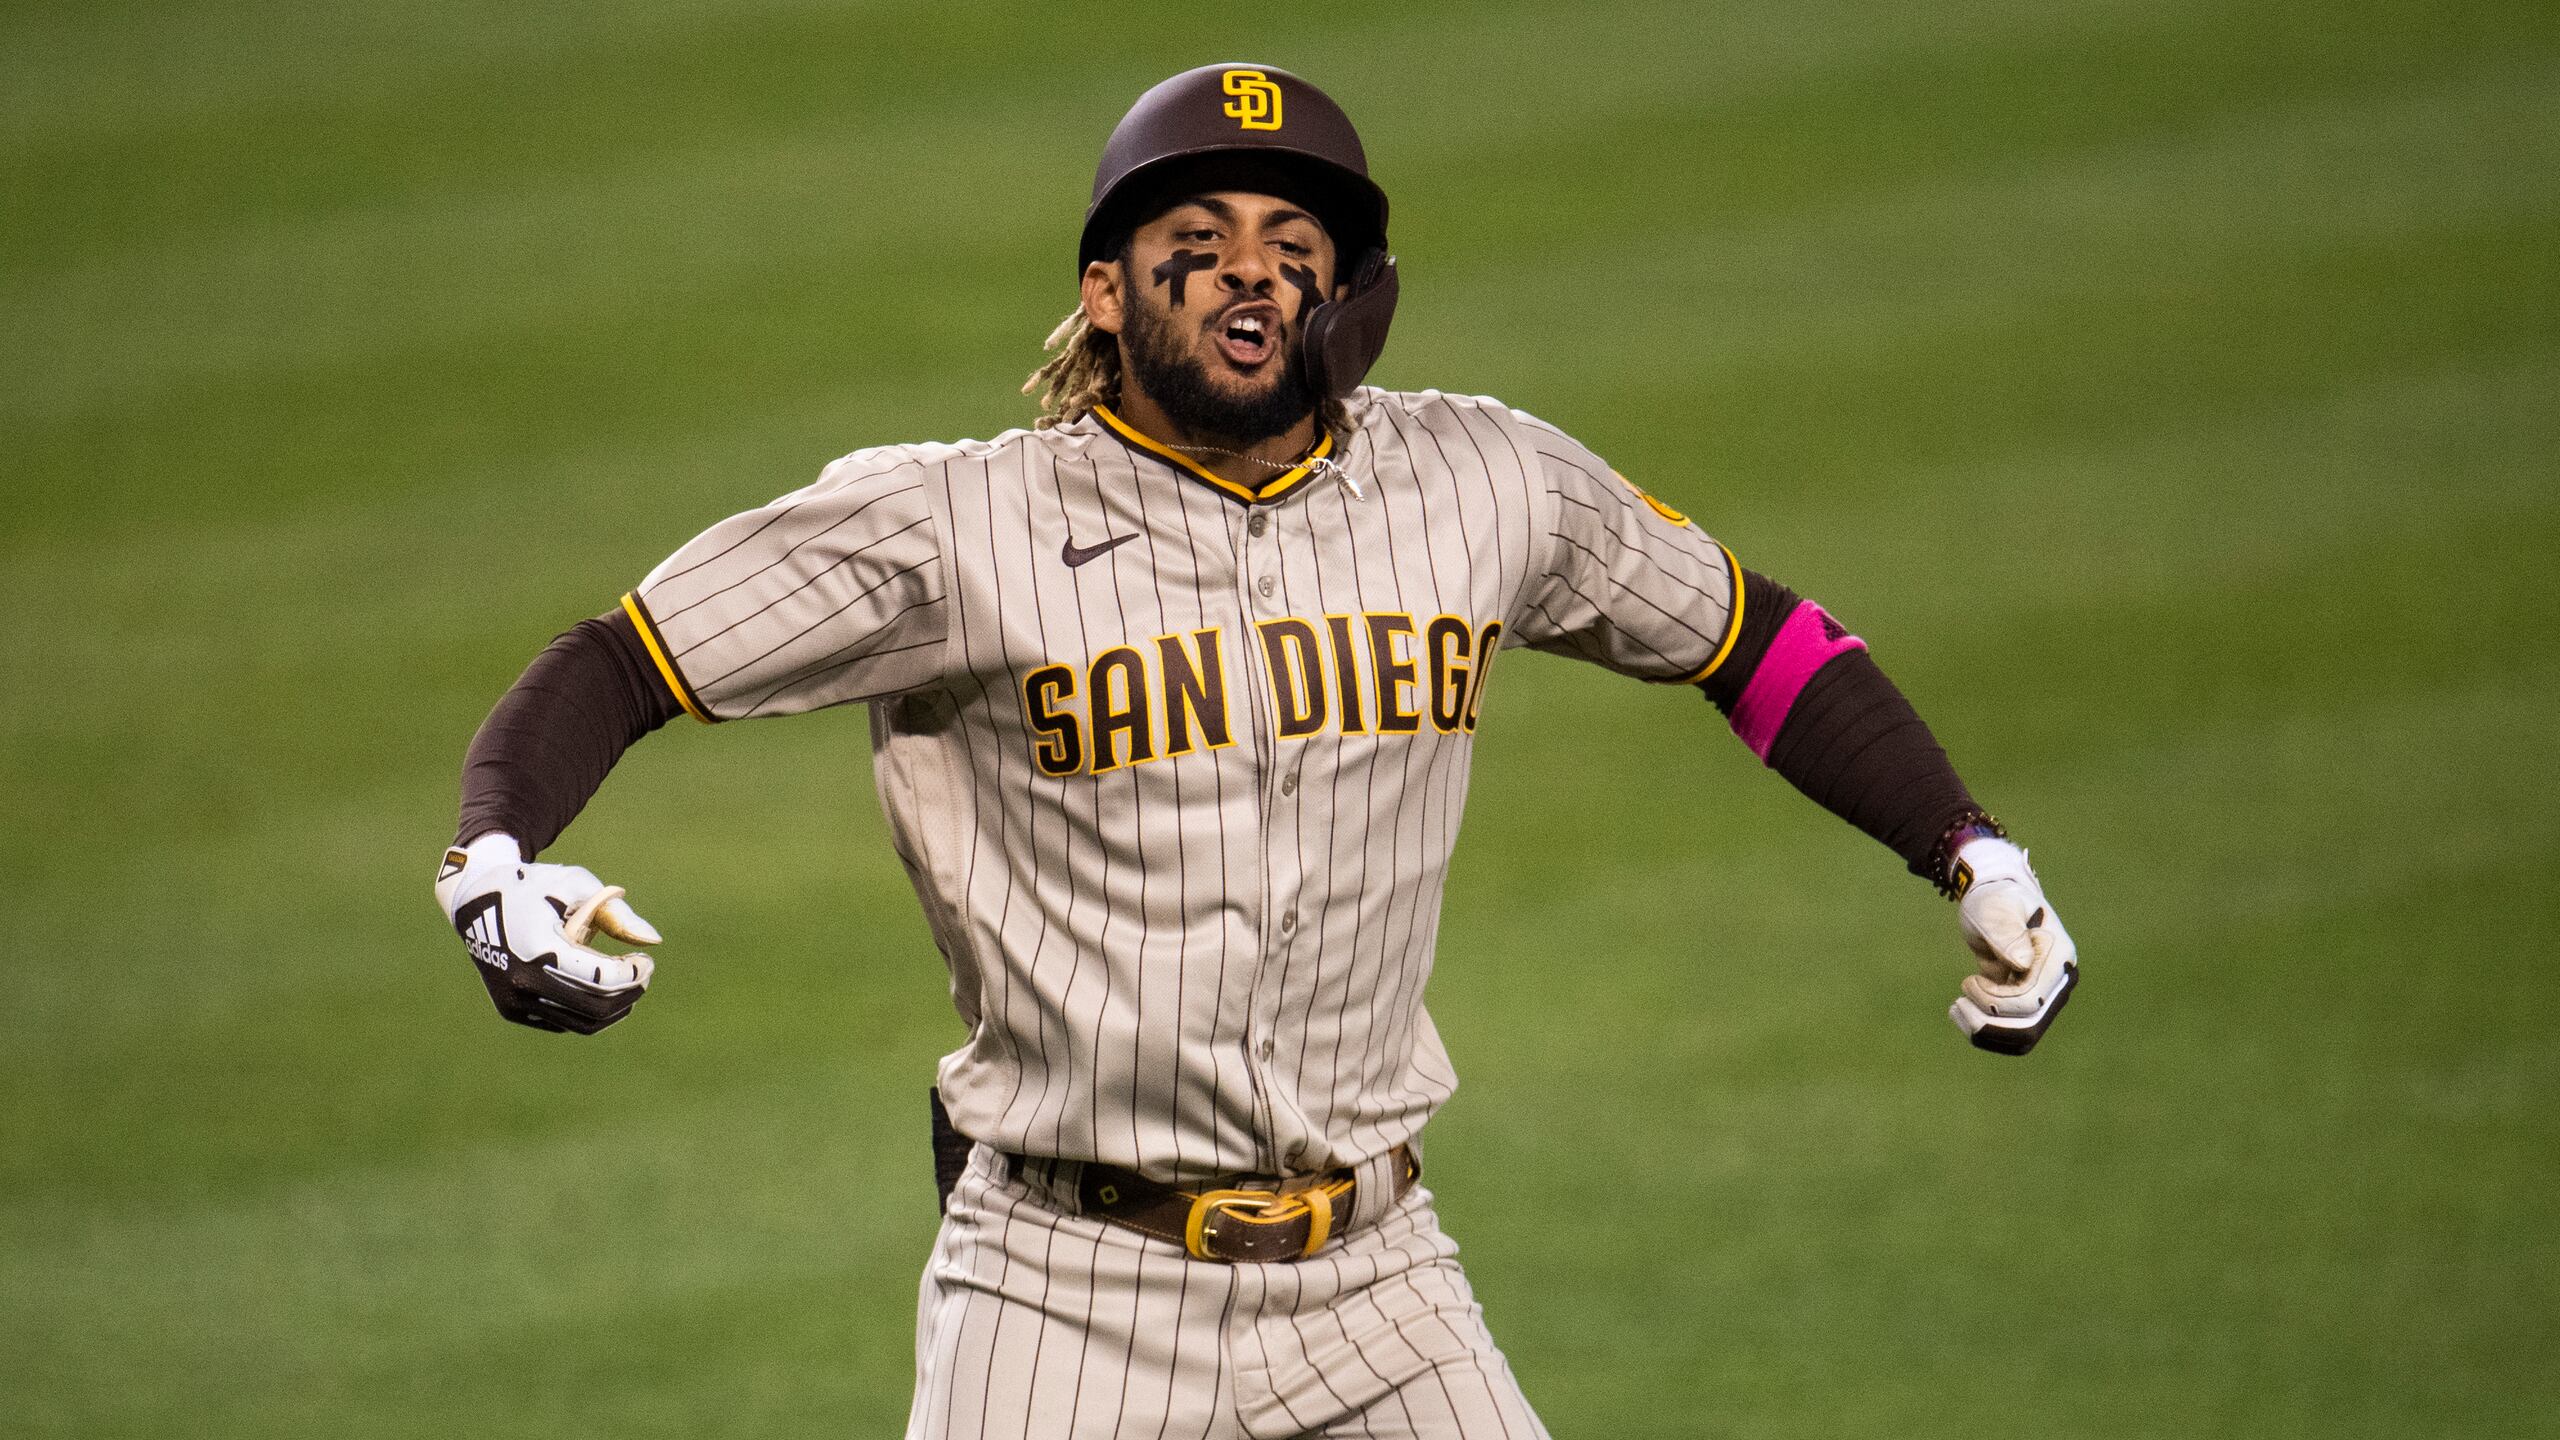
(907, 1145), (1550, 1439)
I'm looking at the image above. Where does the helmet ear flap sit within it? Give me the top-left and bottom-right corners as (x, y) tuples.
(1294, 250), (1399, 400)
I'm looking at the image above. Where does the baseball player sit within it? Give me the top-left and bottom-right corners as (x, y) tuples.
(435, 63), (2077, 1438)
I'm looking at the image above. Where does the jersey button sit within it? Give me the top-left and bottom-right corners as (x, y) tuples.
(1280, 771), (1298, 796)
(1248, 511), (1267, 537)
(1258, 1037), (1276, 1060)
(1280, 910), (1296, 933)
(1257, 575), (1276, 598)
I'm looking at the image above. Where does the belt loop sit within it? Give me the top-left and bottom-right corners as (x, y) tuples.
(1345, 1148), (1400, 1232)
(1034, 1147), (1085, 1204)
(1001, 1152), (1088, 1215)
(1042, 1157), (1087, 1214)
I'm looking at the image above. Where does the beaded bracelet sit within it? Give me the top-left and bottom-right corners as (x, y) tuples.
(1925, 809), (2008, 900)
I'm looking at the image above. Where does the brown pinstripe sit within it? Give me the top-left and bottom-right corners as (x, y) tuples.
(911, 1146), (1547, 1439)
(630, 387), (1736, 1434)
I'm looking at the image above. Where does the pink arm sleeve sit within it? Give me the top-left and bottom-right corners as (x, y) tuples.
(1727, 601), (1867, 760)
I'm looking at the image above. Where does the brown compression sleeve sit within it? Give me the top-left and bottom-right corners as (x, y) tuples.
(1701, 569), (1994, 885)
(454, 608), (683, 858)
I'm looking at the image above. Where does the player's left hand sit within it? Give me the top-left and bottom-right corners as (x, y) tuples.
(433, 833), (663, 1035)
(1948, 837), (2078, 1055)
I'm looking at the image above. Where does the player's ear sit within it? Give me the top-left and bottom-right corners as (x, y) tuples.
(1082, 261), (1126, 336)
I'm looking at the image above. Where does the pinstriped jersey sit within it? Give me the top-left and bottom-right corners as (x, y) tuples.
(627, 387), (1738, 1182)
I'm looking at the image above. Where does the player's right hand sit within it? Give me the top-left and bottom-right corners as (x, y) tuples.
(1948, 837), (2078, 1055)
(433, 833), (663, 1034)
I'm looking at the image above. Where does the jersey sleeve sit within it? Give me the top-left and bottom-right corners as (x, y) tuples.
(1504, 411), (1743, 683)
(623, 451), (950, 720)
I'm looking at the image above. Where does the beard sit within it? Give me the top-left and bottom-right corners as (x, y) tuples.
(1118, 271), (1317, 447)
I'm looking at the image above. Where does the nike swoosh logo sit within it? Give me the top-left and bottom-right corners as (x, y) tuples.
(1061, 532), (1138, 568)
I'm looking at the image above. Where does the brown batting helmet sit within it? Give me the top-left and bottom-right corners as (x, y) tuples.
(1080, 63), (1400, 400)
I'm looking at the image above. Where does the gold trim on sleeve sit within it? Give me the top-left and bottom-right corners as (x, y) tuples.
(1672, 541), (1747, 685)
(621, 591), (716, 724)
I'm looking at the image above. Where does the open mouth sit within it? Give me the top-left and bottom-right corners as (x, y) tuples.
(1212, 305), (1280, 369)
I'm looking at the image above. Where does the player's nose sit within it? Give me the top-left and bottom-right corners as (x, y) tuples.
(1217, 254), (1276, 296)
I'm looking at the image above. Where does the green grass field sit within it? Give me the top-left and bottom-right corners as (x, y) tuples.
(6, 1), (2555, 1434)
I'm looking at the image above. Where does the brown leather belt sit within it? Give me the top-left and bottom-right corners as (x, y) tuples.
(1007, 1146), (1420, 1264)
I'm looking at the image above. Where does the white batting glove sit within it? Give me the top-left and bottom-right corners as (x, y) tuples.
(433, 833), (663, 1035)
(1948, 837), (2078, 1055)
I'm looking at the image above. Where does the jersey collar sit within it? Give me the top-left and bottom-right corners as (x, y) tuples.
(1091, 404), (1336, 506)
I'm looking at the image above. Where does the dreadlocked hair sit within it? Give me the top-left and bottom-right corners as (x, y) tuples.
(1022, 300), (1358, 436)
(1023, 305), (1121, 430)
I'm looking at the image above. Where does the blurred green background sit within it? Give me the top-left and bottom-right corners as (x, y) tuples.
(5, 0), (2554, 1435)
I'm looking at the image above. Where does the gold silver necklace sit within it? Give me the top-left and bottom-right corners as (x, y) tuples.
(1165, 437), (1367, 500)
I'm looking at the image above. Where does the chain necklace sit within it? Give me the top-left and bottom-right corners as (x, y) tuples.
(1164, 435), (1367, 500)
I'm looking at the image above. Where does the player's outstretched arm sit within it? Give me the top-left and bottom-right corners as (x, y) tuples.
(1699, 569), (2078, 1055)
(438, 608), (684, 1033)
(1492, 418), (2077, 1053)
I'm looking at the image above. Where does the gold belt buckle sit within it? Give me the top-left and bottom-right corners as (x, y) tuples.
(1182, 1184), (1337, 1262)
(1183, 1188), (1277, 1261)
